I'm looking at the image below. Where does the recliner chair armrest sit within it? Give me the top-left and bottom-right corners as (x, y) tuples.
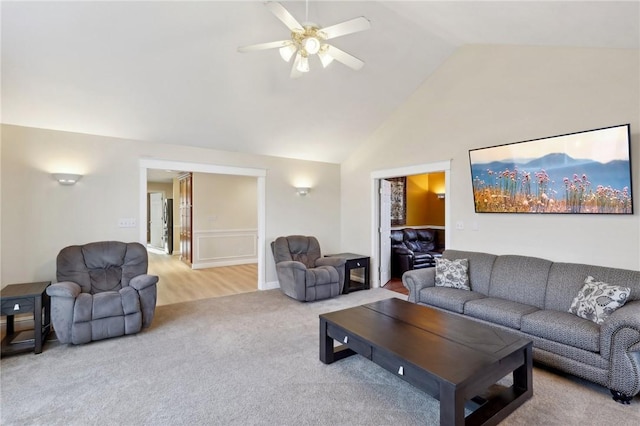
(129, 274), (159, 291)
(46, 281), (81, 298)
(276, 260), (308, 271)
(315, 256), (346, 269)
(316, 257), (347, 292)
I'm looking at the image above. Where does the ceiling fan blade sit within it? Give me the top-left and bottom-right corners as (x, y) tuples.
(238, 40), (292, 53)
(324, 45), (365, 70)
(266, 2), (303, 32)
(320, 17), (370, 40)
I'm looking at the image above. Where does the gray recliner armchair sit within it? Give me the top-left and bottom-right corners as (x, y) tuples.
(46, 241), (158, 345)
(271, 235), (346, 302)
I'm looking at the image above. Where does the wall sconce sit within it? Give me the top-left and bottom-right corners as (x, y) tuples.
(436, 192), (445, 199)
(295, 187), (311, 196)
(53, 173), (82, 185)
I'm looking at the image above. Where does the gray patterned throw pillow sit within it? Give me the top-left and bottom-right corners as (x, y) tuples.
(435, 258), (470, 290)
(568, 276), (630, 325)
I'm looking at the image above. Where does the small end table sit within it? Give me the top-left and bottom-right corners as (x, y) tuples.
(326, 253), (370, 294)
(1, 281), (51, 356)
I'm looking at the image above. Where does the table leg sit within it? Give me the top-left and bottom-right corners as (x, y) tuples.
(6, 315), (15, 335)
(513, 343), (533, 396)
(343, 264), (352, 294)
(364, 259), (370, 289)
(439, 382), (465, 426)
(319, 318), (334, 364)
(34, 294), (43, 354)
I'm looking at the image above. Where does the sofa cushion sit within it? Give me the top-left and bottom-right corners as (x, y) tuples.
(521, 309), (600, 352)
(443, 250), (497, 296)
(568, 276), (630, 324)
(435, 258), (470, 290)
(545, 263), (640, 311)
(405, 240), (420, 252)
(488, 255), (552, 309)
(464, 297), (538, 329)
(418, 287), (485, 313)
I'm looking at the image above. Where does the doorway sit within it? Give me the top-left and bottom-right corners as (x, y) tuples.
(371, 160), (451, 289)
(139, 159), (267, 290)
(148, 192), (164, 250)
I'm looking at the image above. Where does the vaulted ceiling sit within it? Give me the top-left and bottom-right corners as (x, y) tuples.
(2, 1), (638, 164)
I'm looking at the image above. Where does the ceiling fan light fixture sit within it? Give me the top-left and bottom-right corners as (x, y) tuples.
(279, 44), (297, 62)
(318, 49), (334, 68)
(296, 53), (310, 72)
(303, 36), (321, 55)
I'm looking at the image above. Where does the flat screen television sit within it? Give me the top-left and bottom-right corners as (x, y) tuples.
(469, 124), (633, 214)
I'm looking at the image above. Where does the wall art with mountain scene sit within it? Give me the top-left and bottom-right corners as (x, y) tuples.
(469, 124), (633, 214)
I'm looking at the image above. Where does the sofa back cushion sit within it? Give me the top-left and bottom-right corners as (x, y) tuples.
(272, 235), (322, 269)
(57, 241), (149, 294)
(443, 250), (497, 295)
(545, 262), (640, 311)
(489, 255), (552, 309)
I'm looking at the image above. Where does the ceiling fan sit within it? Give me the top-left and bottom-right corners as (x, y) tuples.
(238, 1), (371, 78)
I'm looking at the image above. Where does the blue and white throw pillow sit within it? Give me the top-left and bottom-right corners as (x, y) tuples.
(568, 276), (630, 325)
(435, 258), (470, 290)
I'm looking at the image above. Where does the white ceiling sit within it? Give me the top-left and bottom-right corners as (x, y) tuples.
(2, 1), (639, 165)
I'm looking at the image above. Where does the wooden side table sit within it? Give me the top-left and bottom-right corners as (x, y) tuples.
(1, 281), (51, 356)
(326, 253), (370, 294)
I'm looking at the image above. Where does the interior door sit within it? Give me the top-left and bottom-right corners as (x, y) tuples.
(179, 173), (193, 265)
(379, 179), (392, 285)
(149, 192), (164, 249)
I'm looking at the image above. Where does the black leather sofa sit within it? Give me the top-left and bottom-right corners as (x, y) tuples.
(391, 228), (444, 278)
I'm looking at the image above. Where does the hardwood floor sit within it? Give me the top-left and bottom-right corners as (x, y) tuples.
(147, 250), (258, 306)
(383, 277), (408, 295)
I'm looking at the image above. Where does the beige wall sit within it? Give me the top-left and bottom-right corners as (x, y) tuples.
(342, 45), (640, 274)
(192, 173), (257, 231)
(0, 125), (341, 287)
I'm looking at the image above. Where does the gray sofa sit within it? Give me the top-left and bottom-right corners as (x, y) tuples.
(402, 249), (640, 403)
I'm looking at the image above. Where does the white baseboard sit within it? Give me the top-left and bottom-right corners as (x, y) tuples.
(263, 280), (280, 290)
(192, 258), (258, 270)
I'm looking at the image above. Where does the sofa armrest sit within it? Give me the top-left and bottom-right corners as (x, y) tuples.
(393, 247), (414, 256)
(601, 300), (640, 355)
(402, 267), (436, 303)
(600, 300), (640, 396)
(46, 281), (81, 298)
(129, 274), (159, 291)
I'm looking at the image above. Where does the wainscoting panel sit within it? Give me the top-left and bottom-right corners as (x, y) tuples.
(193, 229), (258, 269)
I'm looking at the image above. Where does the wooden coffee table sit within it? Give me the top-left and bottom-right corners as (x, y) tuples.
(319, 298), (532, 425)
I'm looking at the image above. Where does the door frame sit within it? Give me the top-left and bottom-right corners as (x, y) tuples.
(139, 159), (267, 290)
(370, 160), (451, 288)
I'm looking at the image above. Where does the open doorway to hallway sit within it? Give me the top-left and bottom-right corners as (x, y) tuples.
(144, 164), (263, 305)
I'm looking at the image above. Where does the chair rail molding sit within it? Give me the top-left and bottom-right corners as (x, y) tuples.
(192, 229), (258, 270)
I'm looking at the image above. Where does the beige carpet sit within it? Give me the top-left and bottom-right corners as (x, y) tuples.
(1, 288), (638, 425)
